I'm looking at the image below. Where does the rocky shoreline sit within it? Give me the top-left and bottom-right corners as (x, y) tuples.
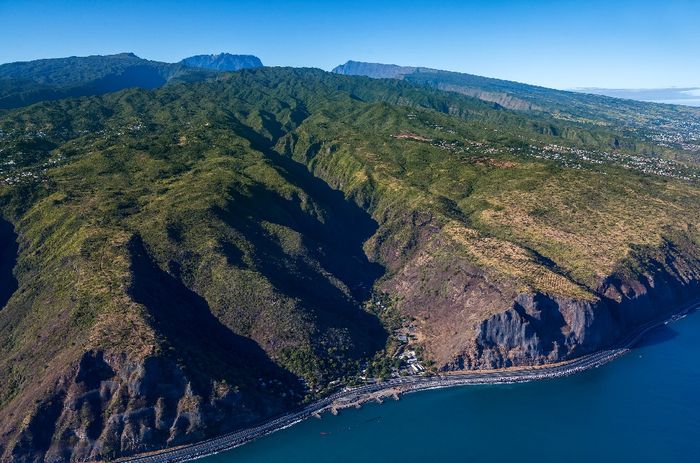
(117, 300), (699, 463)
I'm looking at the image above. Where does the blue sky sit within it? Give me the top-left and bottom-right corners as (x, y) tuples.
(1, 0), (698, 89)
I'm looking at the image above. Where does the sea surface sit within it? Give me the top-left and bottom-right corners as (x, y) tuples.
(646, 99), (700, 107)
(204, 310), (700, 463)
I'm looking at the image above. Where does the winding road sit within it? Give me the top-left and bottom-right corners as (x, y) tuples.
(119, 303), (697, 463)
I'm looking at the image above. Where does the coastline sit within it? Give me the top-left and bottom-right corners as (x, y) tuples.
(117, 301), (699, 463)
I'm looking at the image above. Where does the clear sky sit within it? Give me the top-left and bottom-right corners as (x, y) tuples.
(1, 0), (698, 89)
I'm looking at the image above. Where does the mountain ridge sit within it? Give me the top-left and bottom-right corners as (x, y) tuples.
(0, 61), (698, 462)
(332, 60), (700, 157)
(0, 52), (262, 110)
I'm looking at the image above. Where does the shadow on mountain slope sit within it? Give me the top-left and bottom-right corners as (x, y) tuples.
(215, 152), (387, 358)
(270, 149), (384, 298)
(128, 236), (302, 402)
(0, 217), (18, 311)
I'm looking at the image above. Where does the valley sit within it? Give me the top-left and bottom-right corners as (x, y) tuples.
(0, 58), (698, 462)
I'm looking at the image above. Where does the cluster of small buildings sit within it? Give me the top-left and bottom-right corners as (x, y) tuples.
(649, 118), (700, 148)
(400, 349), (425, 374)
(403, 107), (700, 182)
(393, 323), (426, 375)
(425, 128), (700, 181)
(0, 151), (65, 186)
(527, 143), (699, 181)
(128, 121), (146, 132)
(1, 170), (42, 185)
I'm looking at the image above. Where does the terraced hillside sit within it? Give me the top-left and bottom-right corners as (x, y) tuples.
(0, 66), (698, 461)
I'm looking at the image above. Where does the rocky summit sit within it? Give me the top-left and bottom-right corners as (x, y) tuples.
(179, 53), (263, 71)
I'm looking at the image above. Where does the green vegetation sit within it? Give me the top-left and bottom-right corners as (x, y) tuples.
(0, 52), (215, 109)
(334, 61), (700, 167)
(0, 65), (698, 458)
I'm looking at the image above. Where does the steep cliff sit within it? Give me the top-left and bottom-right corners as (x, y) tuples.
(0, 234), (304, 462)
(179, 54), (262, 72)
(379, 224), (700, 370)
(4, 348), (301, 463)
(332, 60), (423, 79)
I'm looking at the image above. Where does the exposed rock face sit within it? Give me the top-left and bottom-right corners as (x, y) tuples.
(179, 53), (262, 72)
(3, 350), (285, 463)
(383, 231), (700, 371)
(0, 236), (302, 463)
(461, 295), (610, 369)
(434, 84), (541, 111)
(332, 60), (422, 79)
(331, 61), (541, 111)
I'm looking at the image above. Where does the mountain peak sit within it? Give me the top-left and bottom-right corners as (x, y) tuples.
(114, 52), (140, 59)
(179, 53), (263, 71)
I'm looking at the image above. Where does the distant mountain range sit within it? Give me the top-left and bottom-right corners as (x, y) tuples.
(0, 52), (263, 109)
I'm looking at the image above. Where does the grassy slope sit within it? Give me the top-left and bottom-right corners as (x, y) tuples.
(334, 61), (700, 166)
(280, 81), (700, 288)
(0, 67), (698, 455)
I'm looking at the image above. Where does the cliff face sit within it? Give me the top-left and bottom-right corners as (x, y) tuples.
(0, 237), (303, 463)
(381, 228), (700, 371)
(4, 351), (289, 463)
(331, 60), (420, 79)
(179, 54), (262, 72)
(331, 61), (540, 111)
(434, 84), (541, 111)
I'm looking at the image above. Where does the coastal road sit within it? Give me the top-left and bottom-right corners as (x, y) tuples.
(119, 304), (697, 463)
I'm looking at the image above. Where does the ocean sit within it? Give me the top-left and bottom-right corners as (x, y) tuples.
(202, 309), (700, 463)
